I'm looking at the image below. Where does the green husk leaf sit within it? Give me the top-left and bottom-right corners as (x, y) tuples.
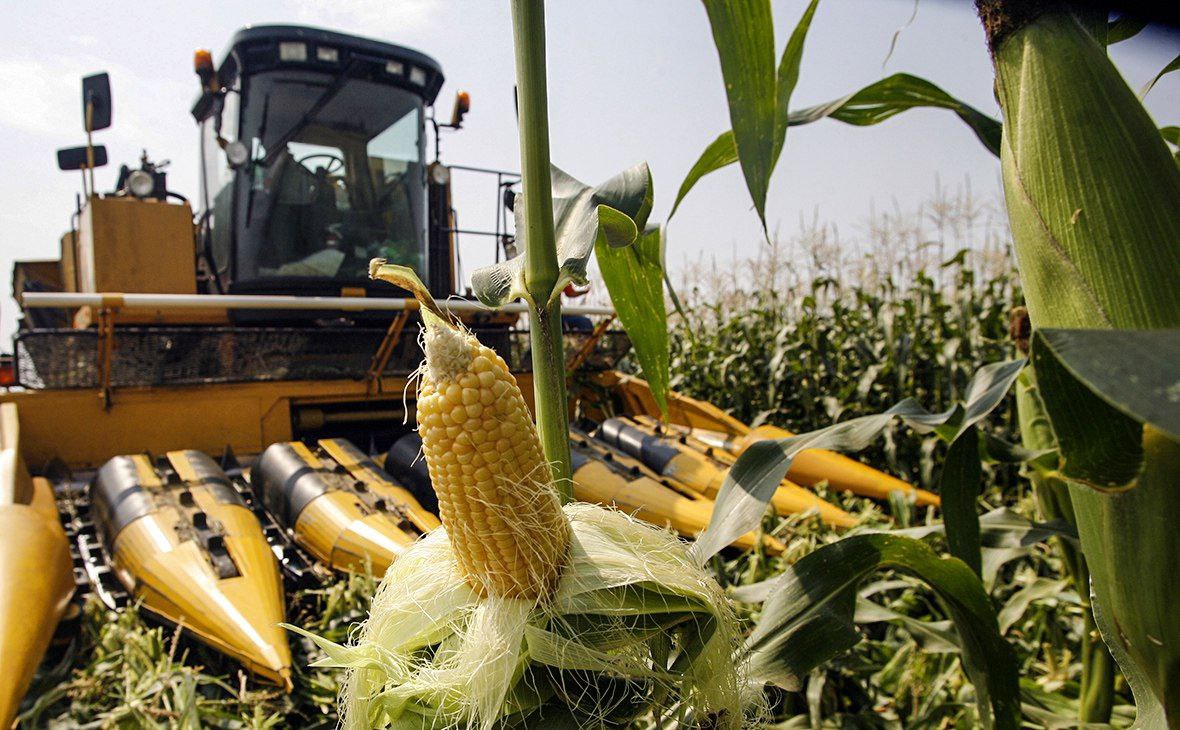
(471, 163), (652, 308)
(744, 534), (1020, 729)
(595, 225), (669, 415)
(1031, 329), (1180, 491)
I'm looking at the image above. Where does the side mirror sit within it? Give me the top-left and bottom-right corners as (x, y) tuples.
(449, 90), (470, 128)
(82, 72), (112, 132)
(57, 145), (108, 171)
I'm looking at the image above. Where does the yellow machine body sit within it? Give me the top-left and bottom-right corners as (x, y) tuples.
(570, 433), (782, 554)
(642, 418), (940, 508)
(0, 350), (927, 712)
(599, 373), (936, 507)
(0, 478), (75, 728)
(0, 403), (75, 728)
(738, 424), (940, 506)
(253, 439), (439, 575)
(75, 197), (196, 296)
(597, 417), (857, 528)
(92, 450), (291, 688)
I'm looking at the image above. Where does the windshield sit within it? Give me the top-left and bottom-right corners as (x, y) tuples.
(235, 70), (426, 283)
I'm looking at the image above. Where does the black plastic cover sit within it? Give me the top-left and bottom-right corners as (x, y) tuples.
(596, 418), (679, 474)
(252, 443), (330, 528)
(91, 455), (156, 549)
(384, 433), (437, 514)
(172, 450), (246, 506)
(81, 72), (112, 131)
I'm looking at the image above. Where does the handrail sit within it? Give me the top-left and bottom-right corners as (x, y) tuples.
(19, 292), (615, 317)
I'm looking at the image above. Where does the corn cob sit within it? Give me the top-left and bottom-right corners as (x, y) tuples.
(371, 260), (569, 599)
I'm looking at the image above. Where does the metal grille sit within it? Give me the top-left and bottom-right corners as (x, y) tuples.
(14, 326), (631, 390)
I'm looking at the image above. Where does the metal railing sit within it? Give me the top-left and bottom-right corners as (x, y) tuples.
(20, 292), (614, 316)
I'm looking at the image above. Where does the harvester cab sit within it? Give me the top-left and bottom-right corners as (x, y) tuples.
(190, 26), (460, 305)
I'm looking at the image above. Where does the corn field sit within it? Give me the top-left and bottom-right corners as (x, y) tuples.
(668, 192), (1022, 493)
(10, 0), (1179, 727)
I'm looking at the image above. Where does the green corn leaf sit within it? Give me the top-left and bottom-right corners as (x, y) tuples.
(994, 13), (1180, 332)
(1141, 53), (1180, 98)
(594, 225), (669, 415)
(893, 507), (1077, 590)
(1090, 596), (1167, 730)
(941, 425), (983, 576)
(787, 73), (1001, 155)
(1106, 15), (1148, 45)
(670, 131), (739, 220)
(854, 597), (961, 654)
(1030, 328), (1180, 491)
(690, 358), (1023, 565)
(771, 0), (820, 166)
(471, 163), (651, 308)
(892, 506), (1078, 547)
(990, 10), (1180, 716)
(671, 73), (1002, 219)
(677, 0), (819, 224)
(701, 0), (777, 232)
(744, 534), (1020, 729)
(996, 578), (1073, 635)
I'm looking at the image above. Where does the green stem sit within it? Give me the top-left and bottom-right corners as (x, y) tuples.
(1077, 575), (1116, 724)
(511, 0), (573, 501)
(1017, 369), (1115, 724)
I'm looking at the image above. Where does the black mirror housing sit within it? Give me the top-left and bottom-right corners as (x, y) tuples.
(57, 145), (108, 171)
(82, 72), (112, 131)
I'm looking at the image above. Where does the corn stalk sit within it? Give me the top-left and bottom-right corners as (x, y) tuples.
(1015, 366), (1115, 723)
(510, 0), (573, 499)
(977, 1), (1180, 723)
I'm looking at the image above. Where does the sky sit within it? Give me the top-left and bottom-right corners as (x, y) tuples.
(0, 0), (1176, 345)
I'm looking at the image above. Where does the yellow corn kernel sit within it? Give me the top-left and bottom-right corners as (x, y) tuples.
(373, 261), (569, 599)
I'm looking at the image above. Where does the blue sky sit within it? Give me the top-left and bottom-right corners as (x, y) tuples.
(0, 0), (1176, 343)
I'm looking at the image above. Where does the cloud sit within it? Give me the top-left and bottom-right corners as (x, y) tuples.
(0, 58), (84, 138)
(293, 0), (442, 39)
(0, 53), (156, 144)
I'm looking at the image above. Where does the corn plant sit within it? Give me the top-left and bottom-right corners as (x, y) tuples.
(974, 2), (1180, 723)
(684, 0), (1180, 727)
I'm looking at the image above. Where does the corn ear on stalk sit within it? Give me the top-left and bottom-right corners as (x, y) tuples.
(285, 262), (749, 729)
(404, 261), (569, 598)
(977, 1), (1180, 720)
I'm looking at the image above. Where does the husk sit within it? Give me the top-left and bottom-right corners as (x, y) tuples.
(292, 502), (752, 729)
(988, 6), (1180, 721)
